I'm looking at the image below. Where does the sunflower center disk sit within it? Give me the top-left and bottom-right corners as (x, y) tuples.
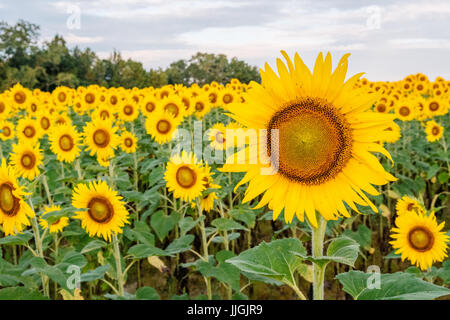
(21, 152), (36, 169)
(408, 227), (434, 252)
(2, 127), (11, 136)
(156, 120), (171, 134)
(124, 105), (133, 115)
(124, 138), (133, 147)
(268, 99), (352, 185)
(165, 103), (179, 116)
(429, 102), (439, 111)
(24, 126), (36, 138)
(93, 129), (110, 148)
(41, 118), (50, 130)
(176, 166), (197, 188)
(0, 183), (19, 216)
(88, 197), (113, 223)
(15, 92), (26, 104)
(399, 106), (410, 116)
(59, 134), (74, 151)
(431, 127), (440, 135)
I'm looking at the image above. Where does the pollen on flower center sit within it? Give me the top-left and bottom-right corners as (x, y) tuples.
(21, 152), (36, 169)
(23, 126), (36, 138)
(87, 197), (114, 223)
(59, 134), (74, 151)
(156, 119), (171, 134)
(93, 129), (110, 148)
(0, 183), (19, 216)
(408, 227), (434, 252)
(176, 166), (197, 188)
(124, 138), (133, 147)
(267, 97), (352, 185)
(165, 103), (179, 116)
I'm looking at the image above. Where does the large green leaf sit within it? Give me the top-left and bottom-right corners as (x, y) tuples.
(292, 236), (359, 268)
(0, 231), (33, 245)
(226, 238), (306, 287)
(342, 225), (372, 250)
(127, 244), (167, 259)
(179, 216), (204, 236)
(135, 287), (161, 300)
(26, 257), (71, 292)
(80, 264), (111, 282)
(150, 211), (180, 241)
(0, 287), (48, 300)
(81, 240), (108, 254)
(336, 270), (450, 300)
(438, 260), (450, 284)
(211, 218), (248, 232)
(165, 235), (194, 255)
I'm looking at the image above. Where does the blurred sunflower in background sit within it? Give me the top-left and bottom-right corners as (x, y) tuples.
(396, 196), (425, 216)
(0, 120), (14, 141)
(39, 205), (69, 233)
(72, 180), (130, 241)
(10, 142), (43, 180)
(120, 131), (138, 154)
(145, 110), (180, 144)
(49, 124), (82, 163)
(17, 117), (42, 144)
(424, 120), (444, 142)
(390, 211), (449, 271)
(0, 160), (35, 236)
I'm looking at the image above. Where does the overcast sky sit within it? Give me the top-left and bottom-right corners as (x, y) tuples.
(1, 0), (450, 81)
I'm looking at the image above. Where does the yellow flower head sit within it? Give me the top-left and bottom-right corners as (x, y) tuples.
(424, 120), (444, 142)
(10, 142), (43, 180)
(39, 205), (70, 234)
(49, 124), (82, 163)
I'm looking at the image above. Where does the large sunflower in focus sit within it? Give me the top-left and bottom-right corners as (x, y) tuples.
(49, 124), (82, 163)
(221, 51), (397, 226)
(72, 180), (130, 241)
(0, 160), (35, 235)
(390, 211), (449, 271)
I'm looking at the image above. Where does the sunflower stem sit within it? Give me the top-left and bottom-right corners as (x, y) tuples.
(311, 215), (327, 300)
(75, 158), (83, 180)
(41, 175), (53, 206)
(197, 198), (212, 300)
(112, 234), (125, 296)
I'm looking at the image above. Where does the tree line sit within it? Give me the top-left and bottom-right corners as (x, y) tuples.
(0, 20), (261, 91)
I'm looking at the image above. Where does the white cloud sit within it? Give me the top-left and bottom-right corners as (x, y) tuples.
(65, 33), (104, 44)
(389, 38), (450, 49)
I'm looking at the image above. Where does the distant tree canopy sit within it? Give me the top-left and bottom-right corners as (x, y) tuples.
(0, 20), (261, 91)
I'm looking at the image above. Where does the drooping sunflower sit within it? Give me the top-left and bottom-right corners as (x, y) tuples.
(83, 118), (120, 160)
(395, 196), (426, 216)
(17, 117), (42, 144)
(39, 205), (70, 233)
(0, 120), (15, 141)
(0, 159), (35, 236)
(424, 120), (444, 142)
(72, 180), (130, 241)
(49, 124), (82, 163)
(221, 51), (397, 226)
(10, 142), (43, 180)
(120, 131), (138, 153)
(164, 152), (206, 202)
(390, 211), (449, 271)
(145, 110), (180, 144)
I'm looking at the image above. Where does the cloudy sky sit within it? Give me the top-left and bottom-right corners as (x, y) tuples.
(1, 0), (450, 80)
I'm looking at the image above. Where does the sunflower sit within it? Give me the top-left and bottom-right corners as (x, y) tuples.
(395, 101), (415, 121)
(0, 120), (14, 141)
(164, 152), (206, 202)
(145, 110), (180, 144)
(10, 83), (30, 109)
(424, 120), (444, 142)
(425, 98), (446, 117)
(53, 112), (72, 126)
(10, 142), (43, 180)
(381, 121), (401, 143)
(39, 205), (70, 233)
(92, 104), (115, 120)
(192, 94), (211, 118)
(161, 96), (185, 121)
(118, 99), (139, 122)
(395, 196), (425, 216)
(36, 111), (53, 134)
(81, 88), (98, 110)
(83, 118), (120, 160)
(0, 159), (35, 236)
(140, 96), (159, 117)
(17, 117), (42, 143)
(120, 131), (138, 153)
(208, 123), (227, 150)
(49, 124), (82, 163)
(52, 86), (71, 107)
(221, 51), (397, 226)
(72, 180), (130, 241)
(0, 95), (12, 120)
(390, 211), (449, 271)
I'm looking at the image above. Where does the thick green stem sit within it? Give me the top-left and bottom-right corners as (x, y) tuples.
(42, 175), (53, 206)
(30, 208), (50, 298)
(197, 199), (212, 300)
(112, 234), (125, 296)
(311, 215), (327, 300)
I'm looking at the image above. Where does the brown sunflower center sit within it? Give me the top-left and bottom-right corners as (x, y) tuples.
(110, 96), (118, 105)
(31, 103), (37, 112)
(209, 93), (217, 103)
(85, 93), (95, 104)
(87, 197), (114, 223)
(416, 84), (423, 91)
(408, 227), (434, 252)
(100, 110), (110, 119)
(165, 103), (179, 117)
(15, 91), (26, 104)
(93, 129), (110, 148)
(195, 102), (204, 112)
(59, 134), (74, 151)
(123, 105), (133, 116)
(23, 125), (36, 138)
(376, 104), (386, 113)
(0, 183), (20, 216)
(156, 119), (171, 134)
(41, 117), (50, 130)
(267, 98), (352, 185)
(176, 166), (197, 188)
(223, 94), (233, 104)
(399, 106), (410, 116)
(431, 126), (440, 136)
(429, 102), (439, 111)
(0, 102), (5, 113)
(406, 203), (415, 211)
(58, 92), (66, 102)
(2, 126), (11, 137)
(124, 137), (133, 147)
(21, 152), (36, 169)
(182, 98), (190, 110)
(145, 102), (155, 113)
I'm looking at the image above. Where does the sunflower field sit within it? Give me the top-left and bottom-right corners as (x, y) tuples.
(0, 51), (449, 301)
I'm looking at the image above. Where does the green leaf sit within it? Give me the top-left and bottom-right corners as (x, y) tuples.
(292, 236), (359, 268)
(438, 260), (450, 284)
(28, 257), (70, 292)
(226, 238), (306, 288)
(165, 235), (194, 255)
(336, 270), (450, 300)
(136, 287), (161, 300)
(60, 250), (87, 268)
(80, 264), (111, 282)
(128, 244), (167, 259)
(81, 240), (107, 254)
(0, 232), (33, 245)
(179, 216), (204, 236)
(342, 225), (372, 250)
(211, 218), (248, 232)
(0, 287), (48, 300)
(426, 164), (440, 180)
(229, 207), (256, 228)
(40, 207), (73, 224)
(150, 211), (180, 241)
(438, 171), (449, 184)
